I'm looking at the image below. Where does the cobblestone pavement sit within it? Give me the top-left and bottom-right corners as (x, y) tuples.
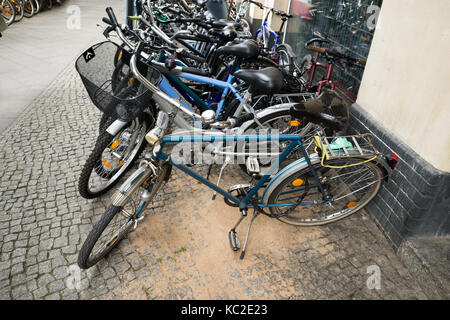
(0, 63), (429, 300)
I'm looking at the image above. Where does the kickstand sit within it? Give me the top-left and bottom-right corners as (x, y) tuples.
(240, 209), (260, 260)
(206, 164), (213, 181)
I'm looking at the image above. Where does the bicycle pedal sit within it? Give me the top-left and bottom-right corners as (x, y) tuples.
(246, 156), (260, 175)
(229, 230), (241, 251)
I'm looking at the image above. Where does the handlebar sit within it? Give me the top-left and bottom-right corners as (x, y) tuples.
(244, 0), (264, 10)
(305, 45), (326, 54)
(306, 43), (367, 66)
(102, 8), (247, 130)
(106, 7), (119, 28)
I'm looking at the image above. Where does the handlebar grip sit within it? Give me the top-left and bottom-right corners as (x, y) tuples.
(106, 7), (119, 27)
(180, 66), (209, 77)
(234, 113), (255, 127)
(178, 50), (206, 63)
(102, 17), (113, 26)
(306, 45), (326, 54)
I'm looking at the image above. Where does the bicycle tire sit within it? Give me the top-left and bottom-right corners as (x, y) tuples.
(267, 157), (382, 226)
(23, 0), (34, 18)
(276, 47), (293, 74)
(12, 0), (24, 22)
(78, 115), (151, 199)
(32, 0), (39, 14)
(78, 204), (135, 269)
(1, 0), (16, 25)
(78, 163), (171, 269)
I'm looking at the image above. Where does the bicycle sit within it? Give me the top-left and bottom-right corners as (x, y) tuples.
(77, 8), (398, 269)
(251, 0), (293, 59)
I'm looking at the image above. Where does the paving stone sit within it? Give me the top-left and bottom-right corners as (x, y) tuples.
(0, 47), (431, 301)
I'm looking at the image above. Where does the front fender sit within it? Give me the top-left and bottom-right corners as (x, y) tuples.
(236, 103), (297, 134)
(276, 43), (297, 59)
(262, 154), (321, 205)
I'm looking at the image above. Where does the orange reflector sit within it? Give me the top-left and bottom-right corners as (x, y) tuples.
(290, 120), (301, 127)
(347, 201), (357, 208)
(102, 160), (111, 168)
(119, 161), (125, 167)
(109, 139), (120, 150)
(119, 50), (123, 58)
(292, 179), (304, 187)
(128, 78), (135, 85)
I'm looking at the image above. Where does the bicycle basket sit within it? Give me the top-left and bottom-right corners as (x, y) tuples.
(75, 41), (161, 120)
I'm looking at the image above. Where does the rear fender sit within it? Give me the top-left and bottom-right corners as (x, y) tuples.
(262, 154), (321, 204)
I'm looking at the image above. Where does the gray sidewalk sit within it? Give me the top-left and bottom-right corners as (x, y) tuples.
(0, 0), (125, 132)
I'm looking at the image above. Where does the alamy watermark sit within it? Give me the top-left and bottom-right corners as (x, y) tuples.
(168, 129), (283, 170)
(366, 264), (381, 290)
(366, 5), (381, 31)
(66, 5), (81, 30)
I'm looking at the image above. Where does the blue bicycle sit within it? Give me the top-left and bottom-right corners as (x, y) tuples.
(251, 0), (293, 58)
(77, 40), (397, 269)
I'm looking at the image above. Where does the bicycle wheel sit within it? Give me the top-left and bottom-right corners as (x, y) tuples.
(12, 0), (24, 22)
(1, 0), (15, 25)
(276, 47), (294, 74)
(267, 157), (383, 226)
(23, 0), (34, 18)
(78, 114), (152, 199)
(32, 0), (39, 14)
(78, 163), (171, 269)
(237, 109), (323, 177)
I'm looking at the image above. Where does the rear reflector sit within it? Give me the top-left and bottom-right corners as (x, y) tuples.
(386, 153), (398, 170)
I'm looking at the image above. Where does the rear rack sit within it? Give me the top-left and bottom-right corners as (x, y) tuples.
(313, 133), (379, 161)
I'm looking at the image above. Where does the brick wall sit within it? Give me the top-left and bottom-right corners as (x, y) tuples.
(349, 104), (450, 249)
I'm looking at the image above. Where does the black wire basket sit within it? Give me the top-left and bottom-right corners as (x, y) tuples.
(75, 41), (161, 121)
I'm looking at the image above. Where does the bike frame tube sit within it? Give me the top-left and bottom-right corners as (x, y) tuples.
(176, 38), (207, 58)
(175, 72), (243, 119)
(152, 134), (328, 209)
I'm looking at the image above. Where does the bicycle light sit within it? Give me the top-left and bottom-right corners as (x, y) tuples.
(386, 153), (399, 170)
(145, 111), (169, 146)
(201, 110), (216, 125)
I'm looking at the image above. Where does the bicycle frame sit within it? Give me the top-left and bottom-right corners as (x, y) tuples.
(150, 133), (329, 210)
(254, 8), (288, 56)
(255, 19), (281, 54)
(156, 55), (245, 120)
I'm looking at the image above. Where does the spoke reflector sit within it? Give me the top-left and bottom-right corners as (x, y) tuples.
(290, 120), (301, 127)
(102, 160), (111, 168)
(292, 179), (304, 187)
(109, 139), (120, 150)
(347, 201), (357, 208)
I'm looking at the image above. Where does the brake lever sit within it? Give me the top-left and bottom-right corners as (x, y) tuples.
(97, 24), (115, 39)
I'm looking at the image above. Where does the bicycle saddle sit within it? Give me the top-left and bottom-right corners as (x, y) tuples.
(209, 26), (238, 42)
(234, 67), (284, 95)
(211, 19), (243, 31)
(216, 39), (260, 59)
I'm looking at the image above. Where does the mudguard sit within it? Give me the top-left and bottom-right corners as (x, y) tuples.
(261, 154), (321, 205)
(236, 103), (298, 134)
(276, 43), (297, 59)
